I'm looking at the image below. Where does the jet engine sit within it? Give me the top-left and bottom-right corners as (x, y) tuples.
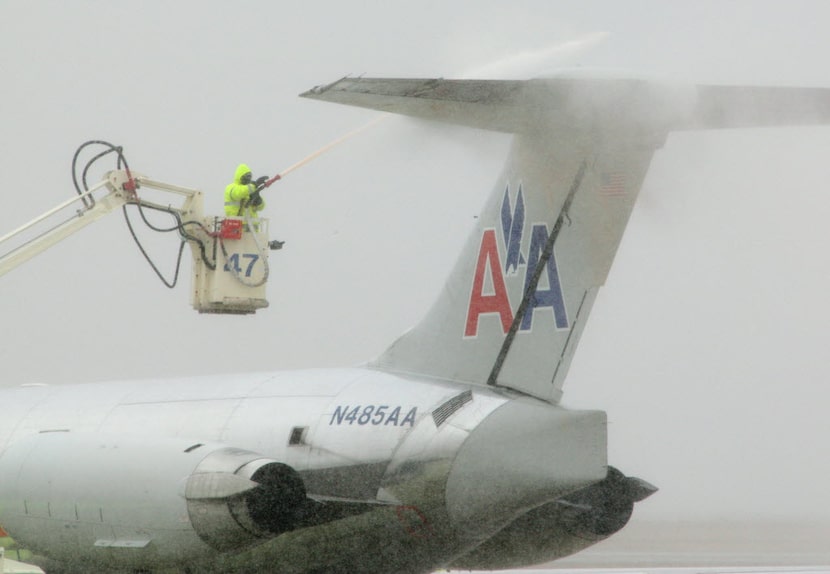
(450, 466), (656, 570)
(183, 445), (309, 551)
(556, 465), (656, 540)
(0, 432), (309, 567)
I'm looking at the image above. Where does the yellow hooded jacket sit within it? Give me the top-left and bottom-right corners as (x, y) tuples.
(224, 163), (266, 218)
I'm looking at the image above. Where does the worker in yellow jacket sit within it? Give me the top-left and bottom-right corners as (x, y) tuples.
(224, 164), (284, 249)
(224, 163), (268, 218)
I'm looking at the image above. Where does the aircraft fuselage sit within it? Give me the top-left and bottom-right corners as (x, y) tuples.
(0, 369), (611, 573)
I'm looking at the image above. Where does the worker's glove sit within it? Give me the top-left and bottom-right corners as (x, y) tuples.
(254, 176), (269, 186)
(250, 191), (263, 207)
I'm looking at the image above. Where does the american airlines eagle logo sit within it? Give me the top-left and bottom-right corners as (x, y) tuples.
(465, 185), (569, 337)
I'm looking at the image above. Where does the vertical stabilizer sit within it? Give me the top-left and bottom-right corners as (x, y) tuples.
(373, 129), (659, 402)
(302, 77), (670, 403)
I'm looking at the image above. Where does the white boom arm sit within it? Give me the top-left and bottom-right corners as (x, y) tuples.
(0, 170), (271, 314)
(0, 176), (126, 278)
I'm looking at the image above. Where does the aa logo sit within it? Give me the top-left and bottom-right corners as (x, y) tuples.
(465, 185), (568, 337)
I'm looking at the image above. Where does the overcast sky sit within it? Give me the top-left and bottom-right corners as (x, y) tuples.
(1, 1), (828, 525)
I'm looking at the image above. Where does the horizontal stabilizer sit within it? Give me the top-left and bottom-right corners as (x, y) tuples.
(301, 77), (530, 132)
(692, 84), (830, 129)
(302, 76), (830, 135)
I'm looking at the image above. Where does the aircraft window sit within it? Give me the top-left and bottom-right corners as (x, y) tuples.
(288, 427), (307, 446)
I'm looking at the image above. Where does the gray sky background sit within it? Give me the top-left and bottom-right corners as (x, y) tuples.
(1, 1), (828, 525)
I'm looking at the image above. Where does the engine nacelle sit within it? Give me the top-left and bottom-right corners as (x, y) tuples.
(0, 432), (307, 568)
(450, 466), (656, 570)
(184, 446), (308, 551)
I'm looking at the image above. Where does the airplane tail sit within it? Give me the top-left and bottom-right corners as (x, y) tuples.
(302, 76), (830, 402)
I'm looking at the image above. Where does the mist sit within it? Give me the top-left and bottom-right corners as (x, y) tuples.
(0, 0), (828, 531)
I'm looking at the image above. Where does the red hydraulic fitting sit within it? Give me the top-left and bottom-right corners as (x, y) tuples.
(122, 167), (138, 193)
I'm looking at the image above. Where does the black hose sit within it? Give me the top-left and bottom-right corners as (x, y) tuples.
(129, 200), (217, 271)
(71, 140), (130, 208)
(122, 205), (185, 289)
(72, 140), (217, 288)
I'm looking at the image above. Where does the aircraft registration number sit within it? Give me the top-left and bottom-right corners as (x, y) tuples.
(329, 405), (418, 427)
